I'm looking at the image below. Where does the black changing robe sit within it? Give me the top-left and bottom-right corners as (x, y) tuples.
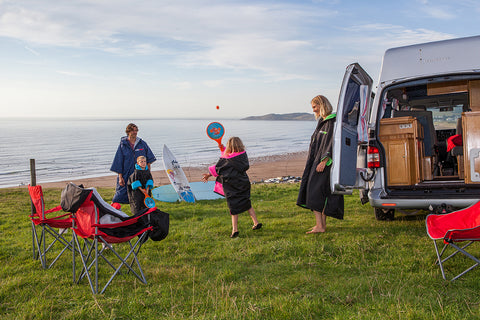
(127, 167), (154, 215)
(215, 152), (252, 215)
(296, 114), (344, 219)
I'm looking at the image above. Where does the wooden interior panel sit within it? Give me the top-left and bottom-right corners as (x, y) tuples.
(469, 80), (480, 111)
(462, 112), (480, 183)
(427, 80), (468, 96)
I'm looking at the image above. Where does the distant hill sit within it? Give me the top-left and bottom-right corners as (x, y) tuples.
(241, 112), (315, 121)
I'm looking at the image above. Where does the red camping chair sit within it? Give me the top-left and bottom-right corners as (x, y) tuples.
(426, 201), (480, 280)
(28, 185), (74, 269)
(65, 185), (157, 294)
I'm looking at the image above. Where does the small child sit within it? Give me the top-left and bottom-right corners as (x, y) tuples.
(127, 156), (154, 215)
(202, 137), (262, 238)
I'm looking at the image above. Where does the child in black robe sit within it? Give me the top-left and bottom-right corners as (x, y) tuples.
(127, 156), (154, 215)
(202, 137), (262, 238)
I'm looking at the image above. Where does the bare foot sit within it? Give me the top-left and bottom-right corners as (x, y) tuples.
(306, 227), (325, 234)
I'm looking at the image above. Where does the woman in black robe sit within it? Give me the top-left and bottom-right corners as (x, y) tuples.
(297, 95), (344, 233)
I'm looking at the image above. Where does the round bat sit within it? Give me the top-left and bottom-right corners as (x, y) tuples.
(139, 188), (156, 208)
(206, 122), (225, 151)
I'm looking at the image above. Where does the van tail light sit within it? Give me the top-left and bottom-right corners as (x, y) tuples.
(367, 146), (380, 168)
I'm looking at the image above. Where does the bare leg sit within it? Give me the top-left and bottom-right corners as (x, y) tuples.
(307, 210), (326, 234)
(231, 214), (239, 234)
(248, 207), (259, 225)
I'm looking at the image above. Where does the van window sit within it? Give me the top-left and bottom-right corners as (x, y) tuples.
(431, 105), (464, 130)
(342, 78), (360, 128)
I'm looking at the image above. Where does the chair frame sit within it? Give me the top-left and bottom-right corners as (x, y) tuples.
(71, 193), (153, 294)
(431, 236), (480, 281)
(426, 202), (480, 281)
(29, 185), (74, 269)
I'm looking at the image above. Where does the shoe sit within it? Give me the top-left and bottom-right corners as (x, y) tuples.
(230, 231), (239, 238)
(252, 223), (263, 230)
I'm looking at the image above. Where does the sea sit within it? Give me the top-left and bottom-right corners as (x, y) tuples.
(0, 118), (317, 188)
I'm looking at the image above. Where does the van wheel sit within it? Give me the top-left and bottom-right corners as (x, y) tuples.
(374, 208), (395, 221)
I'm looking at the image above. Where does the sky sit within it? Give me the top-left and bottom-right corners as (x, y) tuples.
(0, 0), (478, 119)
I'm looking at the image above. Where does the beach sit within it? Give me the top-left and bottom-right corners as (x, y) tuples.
(38, 151), (308, 189)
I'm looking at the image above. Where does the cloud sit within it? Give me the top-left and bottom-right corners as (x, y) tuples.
(56, 70), (93, 78)
(0, 1), (336, 80)
(343, 23), (454, 49)
(24, 45), (40, 56)
(0, 0), (472, 94)
(421, 6), (456, 20)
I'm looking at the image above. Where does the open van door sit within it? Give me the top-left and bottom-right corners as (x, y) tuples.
(331, 63), (373, 195)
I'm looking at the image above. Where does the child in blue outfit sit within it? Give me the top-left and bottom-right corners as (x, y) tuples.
(127, 156), (154, 215)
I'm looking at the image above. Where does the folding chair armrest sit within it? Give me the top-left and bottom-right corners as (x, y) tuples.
(45, 205), (64, 214)
(92, 210), (153, 228)
(444, 225), (480, 242)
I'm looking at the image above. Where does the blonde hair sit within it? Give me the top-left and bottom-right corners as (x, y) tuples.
(137, 155), (146, 163)
(311, 95), (333, 120)
(225, 137), (245, 155)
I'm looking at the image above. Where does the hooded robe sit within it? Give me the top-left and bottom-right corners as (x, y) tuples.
(297, 114), (344, 220)
(110, 136), (156, 204)
(208, 151), (252, 215)
(127, 164), (154, 215)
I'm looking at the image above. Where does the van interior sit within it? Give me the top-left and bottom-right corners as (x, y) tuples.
(378, 77), (480, 194)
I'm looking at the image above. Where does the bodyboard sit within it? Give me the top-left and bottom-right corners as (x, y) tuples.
(162, 144), (195, 203)
(152, 181), (223, 202)
(151, 184), (179, 203)
(190, 181), (223, 200)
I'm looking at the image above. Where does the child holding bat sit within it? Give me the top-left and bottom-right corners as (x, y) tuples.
(202, 137), (262, 238)
(127, 156), (154, 214)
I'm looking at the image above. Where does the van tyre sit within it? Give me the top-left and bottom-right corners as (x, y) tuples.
(375, 208), (395, 221)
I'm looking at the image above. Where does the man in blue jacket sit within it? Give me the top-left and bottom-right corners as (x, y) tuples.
(110, 123), (156, 205)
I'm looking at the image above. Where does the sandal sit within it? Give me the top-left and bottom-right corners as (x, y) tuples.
(252, 223), (263, 230)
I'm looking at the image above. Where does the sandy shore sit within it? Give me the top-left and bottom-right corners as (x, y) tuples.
(38, 151), (308, 189)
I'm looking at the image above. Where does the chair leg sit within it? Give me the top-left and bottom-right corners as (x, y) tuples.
(433, 240), (447, 280)
(448, 242), (480, 281)
(31, 222), (47, 268)
(433, 240), (480, 281)
(73, 234), (96, 294)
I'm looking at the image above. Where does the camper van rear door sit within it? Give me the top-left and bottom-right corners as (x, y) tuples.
(331, 63), (373, 195)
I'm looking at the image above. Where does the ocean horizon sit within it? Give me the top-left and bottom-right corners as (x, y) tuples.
(1, 118), (316, 188)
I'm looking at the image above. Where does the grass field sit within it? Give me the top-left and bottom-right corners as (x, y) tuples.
(1, 183), (480, 319)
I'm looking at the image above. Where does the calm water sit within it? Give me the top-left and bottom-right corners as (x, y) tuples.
(0, 119), (316, 188)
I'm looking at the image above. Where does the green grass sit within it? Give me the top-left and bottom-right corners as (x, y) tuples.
(1, 184), (480, 319)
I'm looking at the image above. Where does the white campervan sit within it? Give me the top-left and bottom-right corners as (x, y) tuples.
(331, 35), (480, 220)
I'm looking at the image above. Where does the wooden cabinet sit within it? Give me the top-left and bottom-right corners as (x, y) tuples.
(462, 112), (480, 183)
(469, 80), (480, 111)
(379, 117), (424, 186)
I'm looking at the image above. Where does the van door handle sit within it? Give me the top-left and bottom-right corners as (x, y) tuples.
(345, 137), (351, 146)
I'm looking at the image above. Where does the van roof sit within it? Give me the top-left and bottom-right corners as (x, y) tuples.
(379, 35), (480, 85)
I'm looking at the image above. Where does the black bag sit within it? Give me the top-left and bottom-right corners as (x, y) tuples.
(142, 209), (170, 241)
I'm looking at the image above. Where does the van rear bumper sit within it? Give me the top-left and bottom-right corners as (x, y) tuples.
(368, 188), (480, 210)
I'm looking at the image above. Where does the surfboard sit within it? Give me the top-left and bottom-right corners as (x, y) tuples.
(162, 144), (195, 203)
(152, 181), (223, 202)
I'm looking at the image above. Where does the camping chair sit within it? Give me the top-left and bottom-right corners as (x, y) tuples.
(426, 201), (480, 280)
(61, 183), (168, 294)
(28, 185), (74, 269)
